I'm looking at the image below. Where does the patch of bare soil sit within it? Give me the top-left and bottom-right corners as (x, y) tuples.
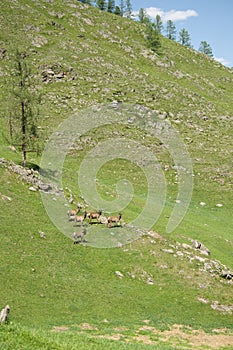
(78, 322), (98, 331)
(52, 323), (233, 349)
(52, 326), (69, 332)
(137, 324), (233, 349)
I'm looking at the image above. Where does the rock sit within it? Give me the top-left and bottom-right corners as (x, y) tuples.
(99, 215), (108, 224)
(162, 249), (174, 254)
(191, 240), (210, 255)
(195, 256), (206, 263)
(221, 270), (233, 280)
(200, 202), (206, 206)
(0, 48), (6, 59)
(216, 203), (223, 207)
(0, 158), (7, 165)
(29, 186), (37, 192)
(211, 301), (233, 314)
(147, 278), (154, 285)
(1, 194), (12, 201)
(182, 243), (192, 250)
(0, 305), (10, 323)
(38, 183), (53, 192)
(39, 231), (46, 239)
(115, 271), (124, 279)
(8, 145), (17, 152)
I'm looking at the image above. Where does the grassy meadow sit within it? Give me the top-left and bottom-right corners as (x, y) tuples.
(0, 1), (233, 348)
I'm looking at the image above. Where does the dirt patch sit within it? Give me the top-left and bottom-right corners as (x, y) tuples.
(96, 333), (123, 341)
(52, 323), (233, 348)
(137, 324), (233, 349)
(52, 326), (69, 332)
(78, 322), (98, 331)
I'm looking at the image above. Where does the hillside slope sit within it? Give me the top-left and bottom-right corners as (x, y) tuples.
(0, 1), (233, 349)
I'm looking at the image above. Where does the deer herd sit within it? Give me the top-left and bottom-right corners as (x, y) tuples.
(68, 206), (123, 244)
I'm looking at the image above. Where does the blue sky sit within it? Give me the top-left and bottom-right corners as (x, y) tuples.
(132, 0), (233, 67)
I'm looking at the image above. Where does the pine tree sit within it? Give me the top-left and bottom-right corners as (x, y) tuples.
(96, 0), (106, 10)
(138, 8), (148, 23)
(179, 28), (192, 48)
(125, 0), (132, 18)
(198, 41), (214, 57)
(114, 5), (121, 16)
(153, 14), (163, 34)
(107, 0), (115, 13)
(7, 50), (42, 167)
(146, 23), (161, 53)
(166, 20), (176, 40)
(119, 0), (125, 16)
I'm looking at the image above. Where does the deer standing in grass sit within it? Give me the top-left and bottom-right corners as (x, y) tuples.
(88, 210), (102, 223)
(73, 228), (87, 244)
(74, 211), (87, 226)
(107, 213), (122, 228)
(67, 206), (81, 221)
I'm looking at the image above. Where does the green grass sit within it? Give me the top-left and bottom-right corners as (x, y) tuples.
(0, 1), (233, 349)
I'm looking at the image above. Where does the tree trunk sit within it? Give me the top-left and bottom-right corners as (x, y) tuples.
(21, 100), (27, 167)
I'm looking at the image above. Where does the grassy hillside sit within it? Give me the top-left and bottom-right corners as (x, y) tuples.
(0, 1), (233, 349)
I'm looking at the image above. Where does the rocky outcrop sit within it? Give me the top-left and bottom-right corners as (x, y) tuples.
(0, 158), (61, 194)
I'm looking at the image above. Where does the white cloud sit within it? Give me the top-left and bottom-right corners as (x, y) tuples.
(214, 57), (231, 67)
(134, 7), (198, 22)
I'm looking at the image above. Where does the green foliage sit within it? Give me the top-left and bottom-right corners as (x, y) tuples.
(138, 8), (149, 24)
(107, 0), (115, 13)
(125, 0), (132, 18)
(114, 5), (122, 16)
(199, 40), (214, 57)
(146, 23), (161, 52)
(166, 20), (176, 40)
(6, 50), (42, 166)
(179, 28), (192, 48)
(154, 14), (163, 34)
(96, 0), (106, 11)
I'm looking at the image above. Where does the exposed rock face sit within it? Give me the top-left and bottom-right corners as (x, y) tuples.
(0, 158), (61, 194)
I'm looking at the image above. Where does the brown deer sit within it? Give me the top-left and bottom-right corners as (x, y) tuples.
(67, 206), (81, 221)
(88, 210), (102, 223)
(74, 211), (87, 226)
(107, 213), (122, 228)
(73, 228), (87, 244)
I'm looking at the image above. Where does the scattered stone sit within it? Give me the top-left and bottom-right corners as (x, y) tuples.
(8, 145), (17, 152)
(216, 203), (223, 207)
(221, 270), (233, 280)
(200, 202), (206, 206)
(182, 243), (192, 250)
(162, 248), (174, 254)
(191, 240), (210, 255)
(0, 158), (7, 165)
(198, 297), (209, 304)
(99, 215), (108, 224)
(0, 305), (10, 324)
(29, 186), (37, 192)
(38, 183), (53, 192)
(115, 271), (124, 279)
(195, 256), (206, 263)
(147, 278), (154, 285)
(1, 194), (12, 201)
(39, 231), (46, 239)
(211, 301), (233, 314)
